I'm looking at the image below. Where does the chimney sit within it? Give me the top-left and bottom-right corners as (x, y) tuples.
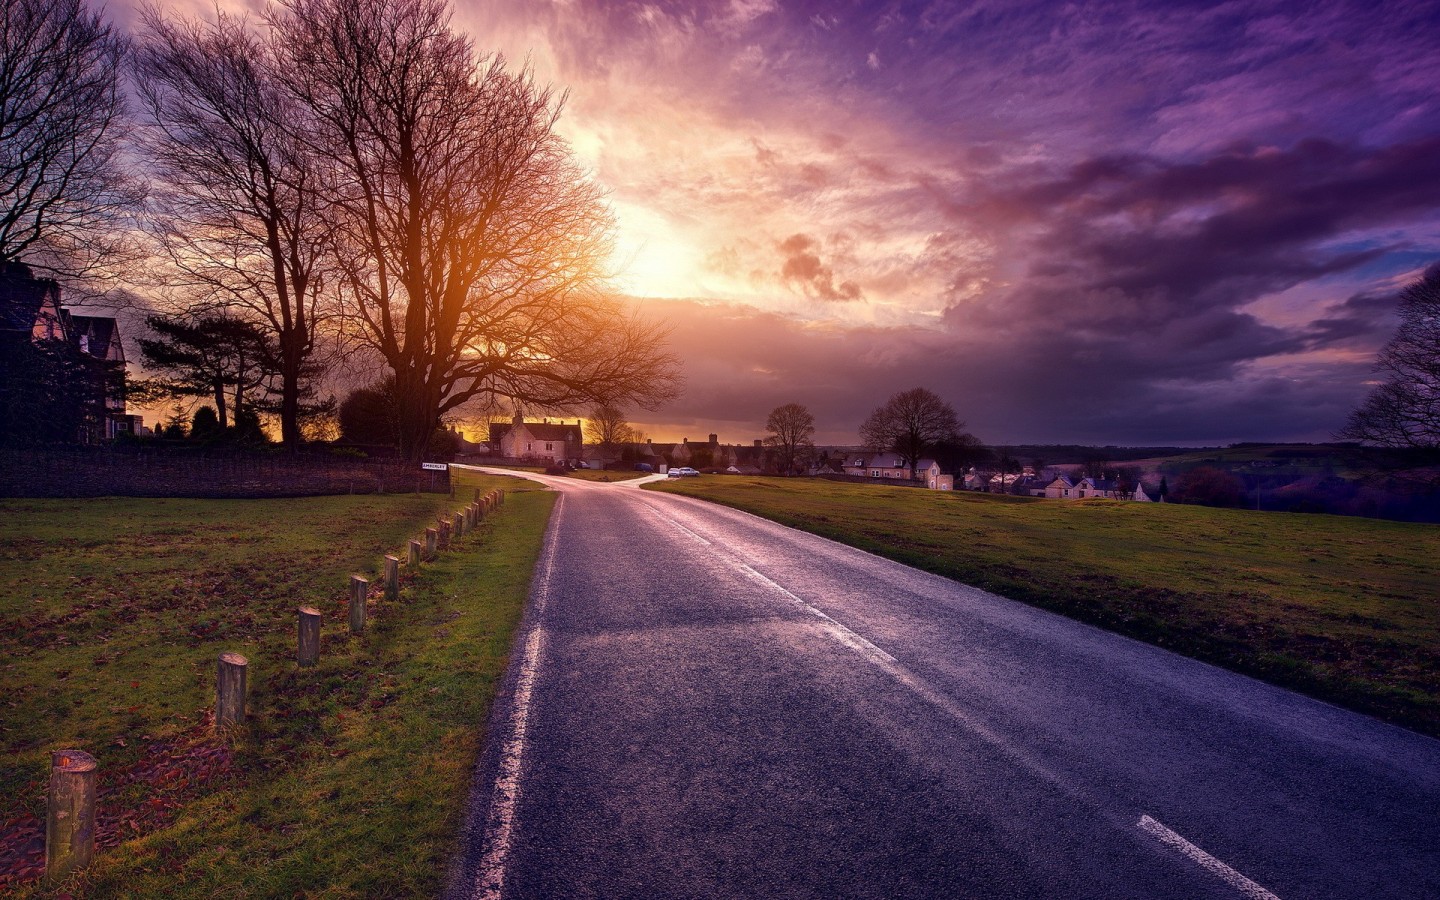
(512, 412), (522, 426)
(683, 437), (688, 444)
(754, 439), (762, 448)
(708, 433), (717, 444)
(646, 438), (652, 444)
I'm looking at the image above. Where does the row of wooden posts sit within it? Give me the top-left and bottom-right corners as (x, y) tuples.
(41, 488), (506, 885)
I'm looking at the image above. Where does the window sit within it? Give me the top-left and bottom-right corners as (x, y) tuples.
(545, 442), (552, 451)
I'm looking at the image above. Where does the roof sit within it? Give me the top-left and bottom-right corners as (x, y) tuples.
(846, 453), (937, 470)
(489, 420), (583, 443)
(0, 263), (62, 335)
(66, 314), (124, 362)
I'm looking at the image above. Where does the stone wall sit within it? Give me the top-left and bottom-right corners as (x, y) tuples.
(0, 449), (451, 498)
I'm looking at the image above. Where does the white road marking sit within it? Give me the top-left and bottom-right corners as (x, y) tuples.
(1137, 815), (1280, 899)
(471, 493), (565, 900)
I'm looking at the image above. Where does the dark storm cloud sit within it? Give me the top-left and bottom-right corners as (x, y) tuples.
(930, 136), (1440, 418)
(630, 298), (1374, 446)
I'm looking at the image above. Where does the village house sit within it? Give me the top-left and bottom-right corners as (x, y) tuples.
(842, 452), (945, 485)
(1041, 473), (1153, 501)
(1044, 474), (1076, 499)
(0, 262), (133, 441)
(488, 414), (584, 465)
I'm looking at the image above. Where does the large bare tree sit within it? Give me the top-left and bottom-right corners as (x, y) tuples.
(134, 8), (332, 449)
(269, 0), (678, 461)
(860, 387), (962, 480)
(765, 402), (816, 476)
(0, 0), (141, 277)
(1339, 265), (1440, 449)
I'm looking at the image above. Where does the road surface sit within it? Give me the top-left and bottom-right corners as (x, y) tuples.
(446, 469), (1440, 899)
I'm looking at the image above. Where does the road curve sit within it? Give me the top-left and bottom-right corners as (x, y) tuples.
(446, 469), (1440, 900)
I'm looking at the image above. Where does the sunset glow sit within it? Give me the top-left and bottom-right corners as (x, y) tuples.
(117, 0), (1440, 445)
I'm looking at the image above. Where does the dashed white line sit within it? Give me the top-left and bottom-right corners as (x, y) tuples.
(471, 493), (565, 900)
(1138, 814), (1280, 899)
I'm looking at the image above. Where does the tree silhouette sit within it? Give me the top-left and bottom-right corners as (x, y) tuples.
(269, 0), (678, 461)
(0, 0), (142, 277)
(860, 387), (962, 480)
(1339, 265), (1440, 449)
(137, 316), (271, 430)
(586, 403), (635, 460)
(765, 403), (816, 476)
(135, 8), (333, 449)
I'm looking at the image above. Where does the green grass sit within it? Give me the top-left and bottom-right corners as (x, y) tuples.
(649, 476), (1440, 736)
(1, 472), (553, 897)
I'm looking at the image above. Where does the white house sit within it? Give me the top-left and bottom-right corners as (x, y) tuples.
(1044, 475), (1076, 499)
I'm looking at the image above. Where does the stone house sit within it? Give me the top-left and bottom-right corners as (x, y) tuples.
(488, 415), (584, 464)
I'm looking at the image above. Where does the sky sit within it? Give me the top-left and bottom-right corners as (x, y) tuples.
(118, 0), (1440, 446)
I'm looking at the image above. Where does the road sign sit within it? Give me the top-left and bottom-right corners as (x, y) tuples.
(422, 462), (448, 471)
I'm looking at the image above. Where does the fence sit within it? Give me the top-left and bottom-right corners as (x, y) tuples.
(0, 448), (451, 498)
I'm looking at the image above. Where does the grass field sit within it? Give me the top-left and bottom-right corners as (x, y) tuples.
(650, 476), (1440, 736)
(0, 471), (553, 897)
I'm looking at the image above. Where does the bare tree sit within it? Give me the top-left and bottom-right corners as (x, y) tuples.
(586, 403), (634, 455)
(268, 0), (679, 461)
(1339, 265), (1440, 449)
(860, 387), (962, 480)
(765, 402), (816, 476)
(0, 0), (141, 278)
(134, 8), (333, 449)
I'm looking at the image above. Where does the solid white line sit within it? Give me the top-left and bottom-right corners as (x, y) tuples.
(471, 493), (565, 900)
(1137, 815), (1280, 899)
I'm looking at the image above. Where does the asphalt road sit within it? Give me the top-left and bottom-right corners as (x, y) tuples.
(446, 470), (1440, 900)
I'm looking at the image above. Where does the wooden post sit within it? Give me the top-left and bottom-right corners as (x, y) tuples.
(216, 652), (248, 727)
(45, 749), (96, 884)
(349, 576), (368, 634)
(409, 539), (422, 566)
(425, 528), (437, 556)
(297, 607), (321, 667)
(474, 486), (481, 502)
(452, 512), (463, 539)
(385, 555), (399, 601)
(438, 519), (451, 549)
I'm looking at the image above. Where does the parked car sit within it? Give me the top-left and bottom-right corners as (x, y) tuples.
(668, 466), (700, 477)
(634, 463), (654, 472)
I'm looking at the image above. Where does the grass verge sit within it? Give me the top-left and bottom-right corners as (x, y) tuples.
(649, 476), (1440, 736)
(1, 471), (553, 897)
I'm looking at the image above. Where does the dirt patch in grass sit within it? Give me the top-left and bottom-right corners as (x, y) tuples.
(651, 476), (1440, 736)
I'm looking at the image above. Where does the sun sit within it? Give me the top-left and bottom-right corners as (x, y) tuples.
(608, 200), (710, 299)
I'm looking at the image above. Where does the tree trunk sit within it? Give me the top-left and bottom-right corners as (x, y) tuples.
(213, 376), (228, 429)
(280, 363), (302, 450)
